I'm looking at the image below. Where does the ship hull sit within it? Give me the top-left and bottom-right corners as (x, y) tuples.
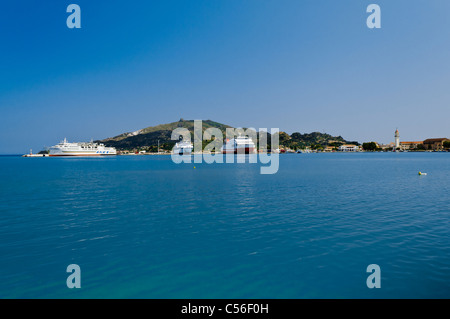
(48, 139), (117, 157)
(173, 142), (193, 155)
(173, 148), (193, 155)
(222, 147), (255, 154)
(49, 150), (117, 156)
(48, 153), (116, 157)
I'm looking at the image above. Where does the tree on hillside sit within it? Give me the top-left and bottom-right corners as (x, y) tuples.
(290, 132), (303, 140)
(329, 141), (344, 147)
(443, 141), (450, 149)
(362, 142), (377, 151)
(416, 144), (426, 151)
(311, 144), (324, 150)
(278, 132), (291, 143)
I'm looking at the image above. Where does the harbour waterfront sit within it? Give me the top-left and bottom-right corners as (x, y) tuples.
(0, 153), (449, 298)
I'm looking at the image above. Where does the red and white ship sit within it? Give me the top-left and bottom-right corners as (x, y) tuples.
(221, 136), (256, 154)
(49, 138), (117, 156)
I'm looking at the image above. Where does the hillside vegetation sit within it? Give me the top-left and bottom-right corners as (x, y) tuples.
(97, 119), (357, 151)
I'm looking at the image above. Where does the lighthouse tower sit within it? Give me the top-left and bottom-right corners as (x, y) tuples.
(395, 129), (400, 149)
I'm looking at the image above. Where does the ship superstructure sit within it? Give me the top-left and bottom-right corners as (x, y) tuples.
(221, 136), (256, 154)
(49, 138), (117, 156)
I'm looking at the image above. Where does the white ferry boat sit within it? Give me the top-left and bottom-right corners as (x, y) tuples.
(49, 138), (117, 156)
(173, 141), (193, 155)
(221, 136), (256, 154)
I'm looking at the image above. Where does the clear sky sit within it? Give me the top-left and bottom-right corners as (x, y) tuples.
(1, 1), (449, 153)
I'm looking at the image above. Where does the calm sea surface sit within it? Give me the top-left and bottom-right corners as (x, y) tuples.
(0, 153), (449, 298)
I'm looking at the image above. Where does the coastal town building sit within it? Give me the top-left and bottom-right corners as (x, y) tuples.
(395, 129), (400, 149)
(400, 141), (423, 151)
(423, 138), (450, 151)
(338, 145), (360, 152)
(366, 129), (448, 152)
(379, 143), (394, 150)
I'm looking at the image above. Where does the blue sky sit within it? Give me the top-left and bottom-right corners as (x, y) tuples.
(1, 1), (449, 153)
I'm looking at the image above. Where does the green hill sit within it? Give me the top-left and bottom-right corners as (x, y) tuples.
(277, 131), (358, 150)
(97, 119), (357, 151)
(97, 119), (233, 151)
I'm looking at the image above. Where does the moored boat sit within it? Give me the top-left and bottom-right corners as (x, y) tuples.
(221, 136), (256, 154)
(49, 138), (116, 156)
(173, 141), (193, 155)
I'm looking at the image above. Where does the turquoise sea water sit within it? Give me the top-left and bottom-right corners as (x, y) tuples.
(0, 153), (449, 298)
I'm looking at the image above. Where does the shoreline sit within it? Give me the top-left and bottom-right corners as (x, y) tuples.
(13, 150), (450, 157)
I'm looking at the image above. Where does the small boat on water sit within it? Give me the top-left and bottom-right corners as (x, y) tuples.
(22, 149), (48, 157)
(221, 136), (256, 154)
(173, 141), (193, 155)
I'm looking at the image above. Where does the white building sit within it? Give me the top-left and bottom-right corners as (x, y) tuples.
(338, 145), (360, 152)
(395, 129), (400, 149)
